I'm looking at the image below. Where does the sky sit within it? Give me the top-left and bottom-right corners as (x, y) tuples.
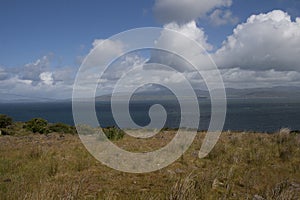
(1, 0), (300, 100)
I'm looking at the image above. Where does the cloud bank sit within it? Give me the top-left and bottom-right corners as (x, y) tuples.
(0, 55), (75, 100)
(215, 10), (300, 72)
(149, 9), (300, 89)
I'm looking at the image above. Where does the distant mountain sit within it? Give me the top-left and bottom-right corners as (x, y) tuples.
(96, 86), (300, 101)
(224, 86), (300, 99)
(0, 93), (64, 103)
(1, 86), (299, 103)
(95, 88), (209, 102)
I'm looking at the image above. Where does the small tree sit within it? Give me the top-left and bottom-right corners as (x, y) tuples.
(25, 118), (49, 134)
(49, 123), (76, 134)
(103, 127), (125, 140)
(0, 114), (13, 128)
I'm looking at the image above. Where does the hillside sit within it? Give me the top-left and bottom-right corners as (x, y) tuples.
(0, 127), (299, 199)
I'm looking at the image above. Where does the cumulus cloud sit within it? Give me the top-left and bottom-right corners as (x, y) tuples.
(163, 21), (213, 51)
(0, 75), (73, 100)
(214, 10), (300, 72)
(18, 55), (50, 85)
(153, 0), (232, 24)
(0, 55), (76, 100)
(209, 9), (239, 26)
(39, 72), (54, 85)
(148, 21), (214, 74)
(146, 10), (300, 89)
(94, 9), (300, 92)
(85, 39), (124, 68)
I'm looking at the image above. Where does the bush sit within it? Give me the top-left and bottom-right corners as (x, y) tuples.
(25, 118), (49, 134)
(49, 123), (76, 134)
(0, 114), (13, 128)
(0, 129), (9, 135)
(103, 127), (125, 140)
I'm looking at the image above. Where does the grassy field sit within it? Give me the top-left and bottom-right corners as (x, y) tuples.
(0, 126), (300, 199)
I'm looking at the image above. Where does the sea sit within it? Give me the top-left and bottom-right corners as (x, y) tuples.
(1, 98), (300, 133)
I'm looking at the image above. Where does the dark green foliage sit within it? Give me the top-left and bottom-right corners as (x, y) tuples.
(0, 129), (9, 135)
(103, 127), (125, 140)
(49, 123), (76, 134)
(0, 114), (13, 128)
(25, 118), (49, 134)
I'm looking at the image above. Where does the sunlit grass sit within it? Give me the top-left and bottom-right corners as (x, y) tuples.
(0, 129), (299, 199)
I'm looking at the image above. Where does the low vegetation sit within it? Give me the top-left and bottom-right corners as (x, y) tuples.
(0, 116), (76, 136)
(24, 118), (49, 134)
(102, 126), (125, 140)
(48, 122), (76, 134)
(0, 115), (299, 199)
(0, 114), (12, 129)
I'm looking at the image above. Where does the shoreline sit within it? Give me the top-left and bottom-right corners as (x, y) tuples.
(1, 113), (300, 136)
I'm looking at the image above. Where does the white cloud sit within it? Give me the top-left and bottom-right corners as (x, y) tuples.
(163, 21), (213, 51)
(214, 10), (300, 72)
(209, 9), (239, 26)
(18, 55), (50, 84)
(221, 68), (300, 88)
(85, 39), (124, 68)
(0, 55), (76, 100)
(148, 21), (214, 73)
(0, 74), (73, 100)
(153, 0), (232, 24)
(39, 72), (54, 85)
(146, 10), (300, 89)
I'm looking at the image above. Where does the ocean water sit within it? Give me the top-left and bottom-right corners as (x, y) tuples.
(0, 98), (300, 133)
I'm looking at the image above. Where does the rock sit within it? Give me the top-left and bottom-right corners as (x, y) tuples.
(253, 194), (265, 200)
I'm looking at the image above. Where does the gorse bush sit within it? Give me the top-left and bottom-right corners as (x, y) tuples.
(0, 114), (13, 128)
(0, 115), (78, 135)
(49, 123), (76, 134)
(25, 118), (49, 134)
(103, 127), (125, 140)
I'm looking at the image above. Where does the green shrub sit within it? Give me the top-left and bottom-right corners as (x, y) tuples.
(0, 129), (9, 135)
(25, 118), (49, 134)
(49, 123), (76, 134)
(0, 114), (13, 128)
(103, 127), (125, 140)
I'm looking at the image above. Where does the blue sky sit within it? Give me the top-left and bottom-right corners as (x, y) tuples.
(1, 0), (300, 100)
(1, 0), (300, 67)
(0, 0), (155, 67)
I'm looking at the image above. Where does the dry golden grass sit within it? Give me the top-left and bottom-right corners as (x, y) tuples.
(0, 130), (300, 199)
